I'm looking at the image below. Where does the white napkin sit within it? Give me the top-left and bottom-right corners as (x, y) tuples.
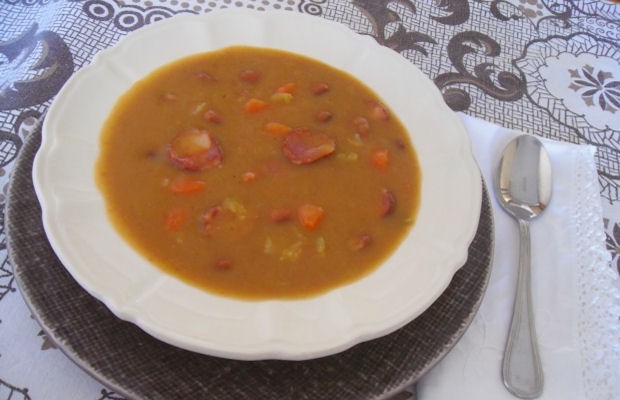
(417, 114), (620, 400)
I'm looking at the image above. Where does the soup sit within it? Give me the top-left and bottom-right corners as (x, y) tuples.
(96, 46), (420, 300)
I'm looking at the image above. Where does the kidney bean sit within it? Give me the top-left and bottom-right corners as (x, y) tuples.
(370, 102), (390, 122)
(214, 259), (232, 270)
(311, 82), (330, 95)
(203, 109), (222, 123)
(239, 69), (260, 83)
(381, 188), (396, 216)
(270, 208), (293, 222)
(349, 234), (372, 251)
(353, 117), (370, 136)
(316, 111), (333, 122)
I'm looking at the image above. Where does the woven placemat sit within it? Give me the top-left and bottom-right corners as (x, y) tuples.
(6, 128), (493, 400)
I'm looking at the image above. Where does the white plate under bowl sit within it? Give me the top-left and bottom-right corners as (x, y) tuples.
(33, 9), (481, 361)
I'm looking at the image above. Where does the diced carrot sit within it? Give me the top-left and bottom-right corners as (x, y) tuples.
(203, 109), (222, 123)
(275, 82), (297, 94)
(371, 149), (389, 170)
(244, 98), (269, 113)
(311, 82), (330, 95)
(164, 207), (186, 231)
(316, 111), (333, 122)
(168, 177), (206, 195)
(242, 171), (257, 182)
(239, 69), (260, 83)
(297, 203), (324, 230)
(264, 122), (292, 135)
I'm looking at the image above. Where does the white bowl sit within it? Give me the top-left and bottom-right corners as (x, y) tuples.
(33, 9), (481, 360)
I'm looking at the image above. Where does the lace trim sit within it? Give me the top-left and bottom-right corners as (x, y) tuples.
(572, 146), (620, 400)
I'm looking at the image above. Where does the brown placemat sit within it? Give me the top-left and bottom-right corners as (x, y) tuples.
(6, 127), (493, 400)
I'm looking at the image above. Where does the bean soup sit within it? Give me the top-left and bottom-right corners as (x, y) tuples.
(96, 46), (420, 300)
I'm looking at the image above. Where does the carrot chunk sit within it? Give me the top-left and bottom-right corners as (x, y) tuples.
(239, 69), (260, 83)
(244, 98), (269, 113)
(275, 82), (297, 94)
(168, 177), (206, 195)
(298, 203), (324, 230)
(164, 207), (186, 231)
(371, 149), (389, 170)
(264, 122), (292, 135)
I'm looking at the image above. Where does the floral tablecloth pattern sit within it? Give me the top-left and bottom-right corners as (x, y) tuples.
(1, 0), (619, 399)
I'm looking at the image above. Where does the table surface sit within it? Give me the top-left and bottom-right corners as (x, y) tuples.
(1, 1), (619, 399)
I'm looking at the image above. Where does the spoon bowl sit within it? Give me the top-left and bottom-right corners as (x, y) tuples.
(495, 134), (552, 399)
(496, 135), (552, 221)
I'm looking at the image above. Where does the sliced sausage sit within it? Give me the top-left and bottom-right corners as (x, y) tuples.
(282, 128), (336, 165)
(167, 128), (223, 171)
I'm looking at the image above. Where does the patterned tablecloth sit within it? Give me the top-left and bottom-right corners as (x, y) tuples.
(1, 1), (619, 399)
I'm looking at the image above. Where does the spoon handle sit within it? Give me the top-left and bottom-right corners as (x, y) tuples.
(503, 219), (544, 398)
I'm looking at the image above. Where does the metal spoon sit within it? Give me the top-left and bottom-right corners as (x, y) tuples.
(495, 134), (552, 399)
